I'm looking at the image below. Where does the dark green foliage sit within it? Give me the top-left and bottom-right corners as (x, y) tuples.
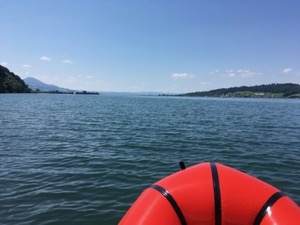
(181, 83), (300, 98)
(0, 65), (32, 93)
(283, 86), (300, 97)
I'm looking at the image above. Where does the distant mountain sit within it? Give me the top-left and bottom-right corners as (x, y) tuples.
(180, 83), (300, 98)
(24, 77), (73, 92)
(0, 65), (31, 93)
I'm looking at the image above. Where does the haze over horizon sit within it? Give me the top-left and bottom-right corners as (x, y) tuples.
(1, 1), (300, 93)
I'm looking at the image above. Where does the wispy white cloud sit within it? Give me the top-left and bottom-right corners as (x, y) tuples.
(86, 75), (94, 79)
(40, 56), (51, 61)
(282, 68), (293, 74)
(172, 73), (195, 79)
(201, 81), (212, 85)
(0, 61), (8, 66)
(67, 76), (77, 80)
(209, 69), (220, 74)
(223, 69), (261, 78)
(22, 64), (31, 68)
(226, 69), (236, 77)
(238, 69), (261, 77)
(62, 59), (74, 64)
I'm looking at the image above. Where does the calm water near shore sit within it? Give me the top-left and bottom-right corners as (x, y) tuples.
(1, 94), (299, 224)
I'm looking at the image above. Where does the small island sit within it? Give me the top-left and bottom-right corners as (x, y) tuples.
(74, 91), (100, 95)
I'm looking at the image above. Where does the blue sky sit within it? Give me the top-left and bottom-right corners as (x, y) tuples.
(1, 0), (299, 92)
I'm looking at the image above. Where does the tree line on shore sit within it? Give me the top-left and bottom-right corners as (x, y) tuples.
(0, 66), (99, 94)
(0, 65), (31, 93)
(177, 83), (300, 98)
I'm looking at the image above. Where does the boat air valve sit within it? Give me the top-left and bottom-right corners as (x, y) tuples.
(179, 161), (186, 170)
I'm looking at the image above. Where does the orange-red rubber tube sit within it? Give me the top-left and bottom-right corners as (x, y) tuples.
(119, 162), (300, 225)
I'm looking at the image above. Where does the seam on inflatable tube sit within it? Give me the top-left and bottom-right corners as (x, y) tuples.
(210, 163), (222, 225)
(253, 192), (284, 225)
(150, 184), (187, 225)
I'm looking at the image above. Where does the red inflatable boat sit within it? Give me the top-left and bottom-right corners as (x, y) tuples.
(119, 162), (300, 225)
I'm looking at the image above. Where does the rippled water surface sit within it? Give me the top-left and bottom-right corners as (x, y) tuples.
(1, 94), (299, 224)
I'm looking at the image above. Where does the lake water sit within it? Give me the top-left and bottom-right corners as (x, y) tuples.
(0, 94), (299, 224)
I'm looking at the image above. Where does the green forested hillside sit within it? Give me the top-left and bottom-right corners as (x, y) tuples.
(181, 83), (300, 98)
(0, 65), (31, 93)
